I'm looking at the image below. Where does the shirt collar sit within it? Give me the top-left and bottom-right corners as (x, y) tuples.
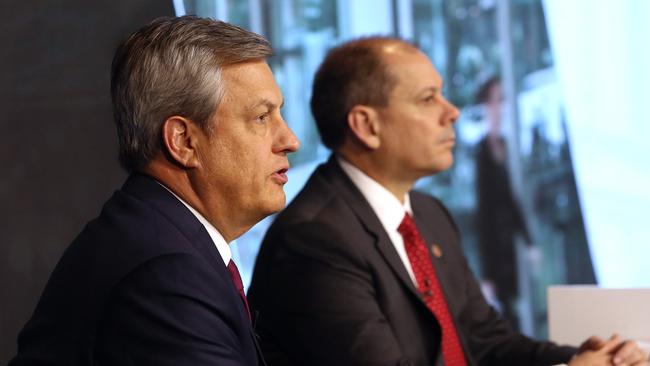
(156, 181), (231, 266)
(337, 156), (413, 232)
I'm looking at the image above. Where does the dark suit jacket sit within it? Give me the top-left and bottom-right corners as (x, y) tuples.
(10, 173), (264, 366)
(475, 136), (530, 299)
(248, 156), (575, 366)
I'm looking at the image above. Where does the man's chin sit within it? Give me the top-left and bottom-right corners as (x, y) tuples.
(433, 156), (454, 173)
(416, 158), (453, 178)
(262, 194), (287, 216)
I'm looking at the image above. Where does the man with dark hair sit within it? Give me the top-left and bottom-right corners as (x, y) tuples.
(11, 16), (299, 366)
(248, 37), (646, 366)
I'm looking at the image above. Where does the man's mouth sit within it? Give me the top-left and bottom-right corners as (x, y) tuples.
(442, 136), (456, 146)
(272, 168), (289, 184)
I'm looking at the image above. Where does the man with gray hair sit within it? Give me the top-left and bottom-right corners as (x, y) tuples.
(10, 16), (299, 366)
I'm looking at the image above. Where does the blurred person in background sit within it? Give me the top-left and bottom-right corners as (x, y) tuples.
(474, 76), (534, 329)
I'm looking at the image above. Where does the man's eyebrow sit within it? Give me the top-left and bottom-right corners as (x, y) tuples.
(246, 98), (284, 112)
(420, 86), (439, 94)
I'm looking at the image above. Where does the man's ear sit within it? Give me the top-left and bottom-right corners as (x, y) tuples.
(347, 105), (381, 149)
(161, 116), (201, 168)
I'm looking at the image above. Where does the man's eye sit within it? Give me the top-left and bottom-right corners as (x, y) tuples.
(257, 113), (270, 123)
(423, 95), (435, 103)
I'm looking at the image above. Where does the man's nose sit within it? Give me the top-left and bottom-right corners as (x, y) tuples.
(443, 97), (460, 125)
(275, 118), (300, 155)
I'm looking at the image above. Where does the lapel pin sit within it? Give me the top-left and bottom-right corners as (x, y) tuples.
(431, 244), (442, 258)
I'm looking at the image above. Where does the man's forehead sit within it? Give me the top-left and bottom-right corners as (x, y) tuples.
(221, 59), (272, 82)
(383, 49), (442, 88)
(219, 61), (282, 101)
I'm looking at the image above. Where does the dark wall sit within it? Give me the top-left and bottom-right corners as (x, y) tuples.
(0, 1), (174, 363)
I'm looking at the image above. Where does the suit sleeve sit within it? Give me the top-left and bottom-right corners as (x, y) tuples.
(251, 221), (409, 366)
(455, 254), (573, 365)
(96, 253), (251, 366)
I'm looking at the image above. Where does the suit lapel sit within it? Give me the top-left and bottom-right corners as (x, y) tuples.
(319, 156), (420, 300)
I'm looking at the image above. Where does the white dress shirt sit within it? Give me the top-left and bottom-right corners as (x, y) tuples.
(338, 157), (418, 285)
(157, 182), (231, 266)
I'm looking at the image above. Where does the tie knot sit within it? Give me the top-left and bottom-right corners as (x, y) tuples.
(398, 213), (417, 237)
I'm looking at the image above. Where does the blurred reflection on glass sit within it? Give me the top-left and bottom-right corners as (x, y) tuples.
(475, 77), (531, 328)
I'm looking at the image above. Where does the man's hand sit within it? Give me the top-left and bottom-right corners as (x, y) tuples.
(578, 334), (649, 366)
(570, 335), (622, 366)
(610, 338), (648, 366)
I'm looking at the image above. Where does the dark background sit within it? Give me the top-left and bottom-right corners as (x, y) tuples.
(0, 1), (174, 363)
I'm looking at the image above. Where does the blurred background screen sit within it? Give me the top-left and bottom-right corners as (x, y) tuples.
(176, 0), (650, 338)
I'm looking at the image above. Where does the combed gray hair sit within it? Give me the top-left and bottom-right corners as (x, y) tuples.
(111, 15), (272, 171)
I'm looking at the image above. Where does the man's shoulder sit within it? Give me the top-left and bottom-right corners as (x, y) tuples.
(33, 182), (212, 320)
(82, 187), (193, 256)
(56, 183), (204, 290)
(261, 164), (369, 254)
(277, 164), (349, 225)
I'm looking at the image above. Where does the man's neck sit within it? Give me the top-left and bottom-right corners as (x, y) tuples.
(141, 160), (253, 242)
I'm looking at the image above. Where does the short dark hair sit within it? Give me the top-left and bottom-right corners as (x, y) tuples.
(310, 37), (416, 150)
(111, 16), (272, 171)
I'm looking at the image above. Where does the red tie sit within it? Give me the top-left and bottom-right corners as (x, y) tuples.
(227, 260), (252, 321)
(398, 213), (468, 366)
